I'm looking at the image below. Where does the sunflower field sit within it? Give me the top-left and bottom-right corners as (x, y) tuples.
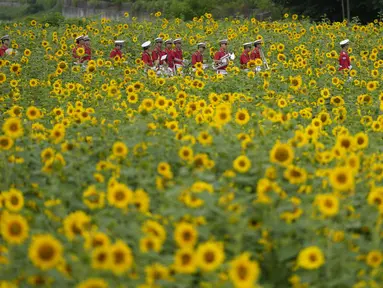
(1, 12), (383, 288)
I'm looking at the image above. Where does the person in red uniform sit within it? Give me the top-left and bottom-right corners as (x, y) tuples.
(192, 42), (206, 69)
(83, 35), (92, 62)
(339, 39), (351, 71)
(0, 35), (10, 57)
(250, 39), (262, 60)
(173, 38), (184, 73)
(110, 40), (124, 59)
(141, 41), (153, 67)
(72, 35), (85, 63)
(152, 38), (166, 67)
(214, 39), (229, 74)
(164, 39), (175, 73)
(240, 42), (252, 70)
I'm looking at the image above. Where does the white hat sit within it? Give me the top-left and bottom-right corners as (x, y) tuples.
(219, 39), (228, 45)
(164, 39), (173, 44)
(174, 38), (182, 43)
(75, 35), (84, 42)
(340, 39), (350, 46)
(254, 39), (262, 45)
(1, 35), (10, 41)
(243, 42), (252, 47)
(141, 41), (151, 48)
(155, 37), (163, 43)
(115, 40), (125, 45)
(83, 35), (90, 41)
(197, 42), (206, 47)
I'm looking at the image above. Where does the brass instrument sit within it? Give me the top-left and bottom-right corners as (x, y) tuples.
(212, 52), (235, 70)
(259, 48), (269, 70)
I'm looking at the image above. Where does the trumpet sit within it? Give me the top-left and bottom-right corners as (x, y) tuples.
(259, 48), (269, 70)
(212, 52), (235, 70)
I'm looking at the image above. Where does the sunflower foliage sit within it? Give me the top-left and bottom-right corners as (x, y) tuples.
(1, 12), (383, 288)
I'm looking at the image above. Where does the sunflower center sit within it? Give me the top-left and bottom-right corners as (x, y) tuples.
(92, 238), (104, 248)
(219, 112), (227, 120)
(275, 148), (289, 162)
(146, 240), (154, 250)
(71, 223), (82, 235)
(309, 253), (317, 262)
(336, 173), (347, 184)
(10, 123), (18, 132)
(38, 244), (55, 261)
(237, 264), (248, 280)
(115, 191), (126, 201)
(0, 138), (9, 147)
(97, 252), (107, 262)
(204, 251), (215, 263)
(238, 113), (246, 120)
(9, 221), (22, 235)
(114, 250), (125, 264)
(182, 231), (192, 241)
(324, 199), (333, 208)
(341, 140), (350, 148)
(181, 253), (191, 265)
(10, 195), (19, 205)
(291, 169), (301, 178)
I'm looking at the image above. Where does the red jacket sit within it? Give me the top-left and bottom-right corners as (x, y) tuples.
(240, 51), (250, 68)
(0, 45), (7, 57)
(250, 47), (261, 60)
(83, 46), (92, 61)
(110, 48), (122, 59)
(152, 47), (166, 65)
(192, 51), (203, 67)
(173, 48), (183, 64)
(142, 51), (153, 66)
(214, 48), (227, 70)
(165, 48), (175, 68)
(339, 51), (351, 70)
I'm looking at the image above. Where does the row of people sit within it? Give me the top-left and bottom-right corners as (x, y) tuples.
(1, 34), (351, 74)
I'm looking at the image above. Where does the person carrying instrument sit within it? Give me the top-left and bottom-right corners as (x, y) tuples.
(192, 42), (206, 69)
(0, 35), (10, 57)
(214, 39), (229, 75)
(152, 38), (166, 67)
(164, 39), (175, 74)
(72, 35), (85, 63)
(251, 39), (266, 72)
(240, 42), (252, 70)
(83, 35), (92, 62)
(173, 38), (184, 74)
(110, 40), (124, 59)
(339, 39), (351, 71)
(141, 41), (153, 67)
(250, 39), (262, 60)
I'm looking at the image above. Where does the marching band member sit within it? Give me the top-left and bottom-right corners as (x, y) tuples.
(152, 38), (166, 67)
(173, 38), (184, 73)
(83, 35), (92, 62)
(0, 35), (10, 57)
(72, 35), (85, 63)
(250, 39), (262, 60)
(164, 39), (175, 75)
(141, 41), (153, 67)
(110, 40), (124, 59)
(192, 42), (206, 70)
(214, 39), (229, 75)
(240, 42), (252, 70)
(339, 39), (351, 71)
(250, 39), (262, 72)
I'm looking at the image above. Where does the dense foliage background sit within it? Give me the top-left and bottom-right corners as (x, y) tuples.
(1, 0), (383, 22)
